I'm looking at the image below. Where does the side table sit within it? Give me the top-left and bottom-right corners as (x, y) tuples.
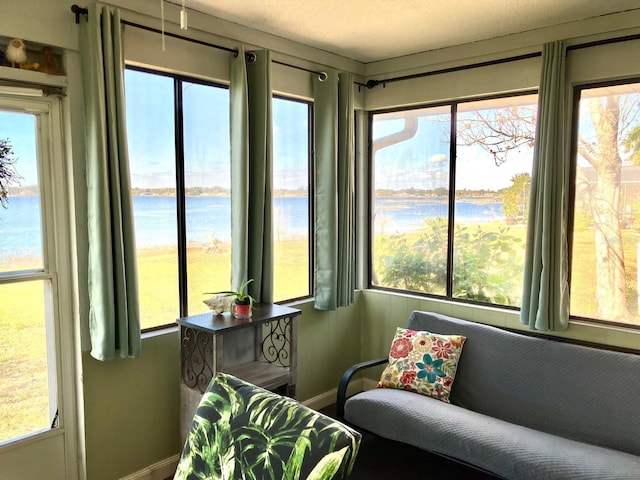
(177, 303), (302, 441)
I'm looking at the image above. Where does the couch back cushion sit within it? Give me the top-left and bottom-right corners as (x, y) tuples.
(407, 311), (640, 456)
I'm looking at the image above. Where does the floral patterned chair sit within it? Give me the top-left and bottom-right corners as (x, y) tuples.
(174, 372), (361, 480)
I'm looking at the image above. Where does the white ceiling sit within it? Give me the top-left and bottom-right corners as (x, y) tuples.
(175, 0), (640, 63)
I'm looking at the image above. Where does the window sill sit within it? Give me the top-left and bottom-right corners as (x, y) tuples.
(141, 324), (179, 339)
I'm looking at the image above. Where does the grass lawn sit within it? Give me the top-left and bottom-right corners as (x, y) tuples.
(3, 223), (640, 443)
(1, 236), (310, 443)
(136, 238), (310, 329)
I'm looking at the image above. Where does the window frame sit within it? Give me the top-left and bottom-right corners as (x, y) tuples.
(125, 65), (231, 331)
(126, 69), (317, 327)
(272, 93), (314, 303)
(367, 90), (538, 310)
(568, 77), (640, 330)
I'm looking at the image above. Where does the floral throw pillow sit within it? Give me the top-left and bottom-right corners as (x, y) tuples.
(377, 327), (466, 403)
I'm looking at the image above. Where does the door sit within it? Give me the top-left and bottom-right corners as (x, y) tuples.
(0, 92), (80, 479)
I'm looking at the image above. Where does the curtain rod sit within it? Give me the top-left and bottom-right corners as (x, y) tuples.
(70, 4), (332, 80)
(364, 52), (542, 89)
(364, 32), (640, 89)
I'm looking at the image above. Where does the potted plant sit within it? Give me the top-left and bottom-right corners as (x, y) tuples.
(206, 279), (255, 319)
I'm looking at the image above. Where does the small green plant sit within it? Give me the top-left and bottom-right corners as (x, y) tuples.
(206, 278), (255, 307)
(375, 219), (523, 307)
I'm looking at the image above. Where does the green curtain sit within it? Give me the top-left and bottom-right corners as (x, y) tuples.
(79, 3), (141, 360)
(337, 73), (355, 306)
(230, 45), (249, 292)
(313, 71), (355, 310)
(230, 49), (274, 303)
(520, 41), (570, 331)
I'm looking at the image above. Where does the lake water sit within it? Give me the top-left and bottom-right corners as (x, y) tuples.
(374, 196), (504, 234)
(1, 195), (504, 259)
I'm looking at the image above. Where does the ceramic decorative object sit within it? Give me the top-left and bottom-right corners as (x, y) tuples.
(203, 294), (234, 315)
(6, 38), (27, 68)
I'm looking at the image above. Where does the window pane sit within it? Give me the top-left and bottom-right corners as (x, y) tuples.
(183, 82), (231, 314)
(0, 111), (42, 272)
(125, 69), (179, 329)
(371, 107), (451, 294)
(272, 98), (311, 302)
(454, 95), (537, 306)
(0, 280), (52, 443)
(571, 82), (640, 325)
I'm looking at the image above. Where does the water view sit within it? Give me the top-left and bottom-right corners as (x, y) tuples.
(375, 196), (504, 234)
(1, 194), (506, 262)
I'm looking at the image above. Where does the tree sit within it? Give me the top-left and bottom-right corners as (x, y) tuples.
(576, 94), (640, 321)
(502, 172), (531, 224)
(0, 138), (20, 208)
(457, 104), (536, 166)
(459, 93), (640, 323)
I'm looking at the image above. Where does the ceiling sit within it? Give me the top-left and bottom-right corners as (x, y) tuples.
(174, 0), (640, 63)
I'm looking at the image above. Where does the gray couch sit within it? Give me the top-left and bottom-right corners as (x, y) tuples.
(337, 311), (640, 480)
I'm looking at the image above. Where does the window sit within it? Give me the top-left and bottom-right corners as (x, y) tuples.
(0, 96), (67, 446)
(272, 96), (312, 302)
(570, 80), (640, 327)
(125, 68), (231, 329)
(370, 93), (538, 307)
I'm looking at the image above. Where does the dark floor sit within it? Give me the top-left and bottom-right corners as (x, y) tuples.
(320, 404), (500, 480)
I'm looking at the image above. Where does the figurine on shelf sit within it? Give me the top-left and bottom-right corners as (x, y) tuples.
(6, 38), (27, 68)
(21, 61), (40, 71)
(39, 47), (59, 75)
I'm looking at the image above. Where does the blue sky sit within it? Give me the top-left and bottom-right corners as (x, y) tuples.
(0, 111), (38, 186)
(125, 69), (308, 191)
(3, 72), (538, 195)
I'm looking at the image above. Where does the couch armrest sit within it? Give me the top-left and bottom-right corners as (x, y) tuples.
(336, 358), (388, 421)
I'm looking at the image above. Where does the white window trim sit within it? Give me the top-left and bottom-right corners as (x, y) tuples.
(0, 93), (81, 479)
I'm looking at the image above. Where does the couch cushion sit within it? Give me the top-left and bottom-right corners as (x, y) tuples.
(405, 311), (640, 457)
(377, 327), (466, 403)
(345, 388), (640, 480)
(176, 373), (361, 480)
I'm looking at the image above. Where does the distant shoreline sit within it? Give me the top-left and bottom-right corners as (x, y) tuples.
(7, 191), (503, 200)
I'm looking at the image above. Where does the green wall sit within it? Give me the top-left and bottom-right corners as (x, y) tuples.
(82, 333), (180, 480)
(80, 287), (640, 479)
(295, 296), (363, 401)
(360, 290), (640, 362)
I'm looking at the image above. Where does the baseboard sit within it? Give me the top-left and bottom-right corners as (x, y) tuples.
(119, 454), (180, 480)
(301, 378), (363, 411)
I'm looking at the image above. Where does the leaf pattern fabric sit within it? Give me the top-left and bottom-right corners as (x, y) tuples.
(378, 327), (466, 403)
(174, 373), (361, 480)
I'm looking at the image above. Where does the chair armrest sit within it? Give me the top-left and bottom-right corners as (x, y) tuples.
(336, 358), (388, 421)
